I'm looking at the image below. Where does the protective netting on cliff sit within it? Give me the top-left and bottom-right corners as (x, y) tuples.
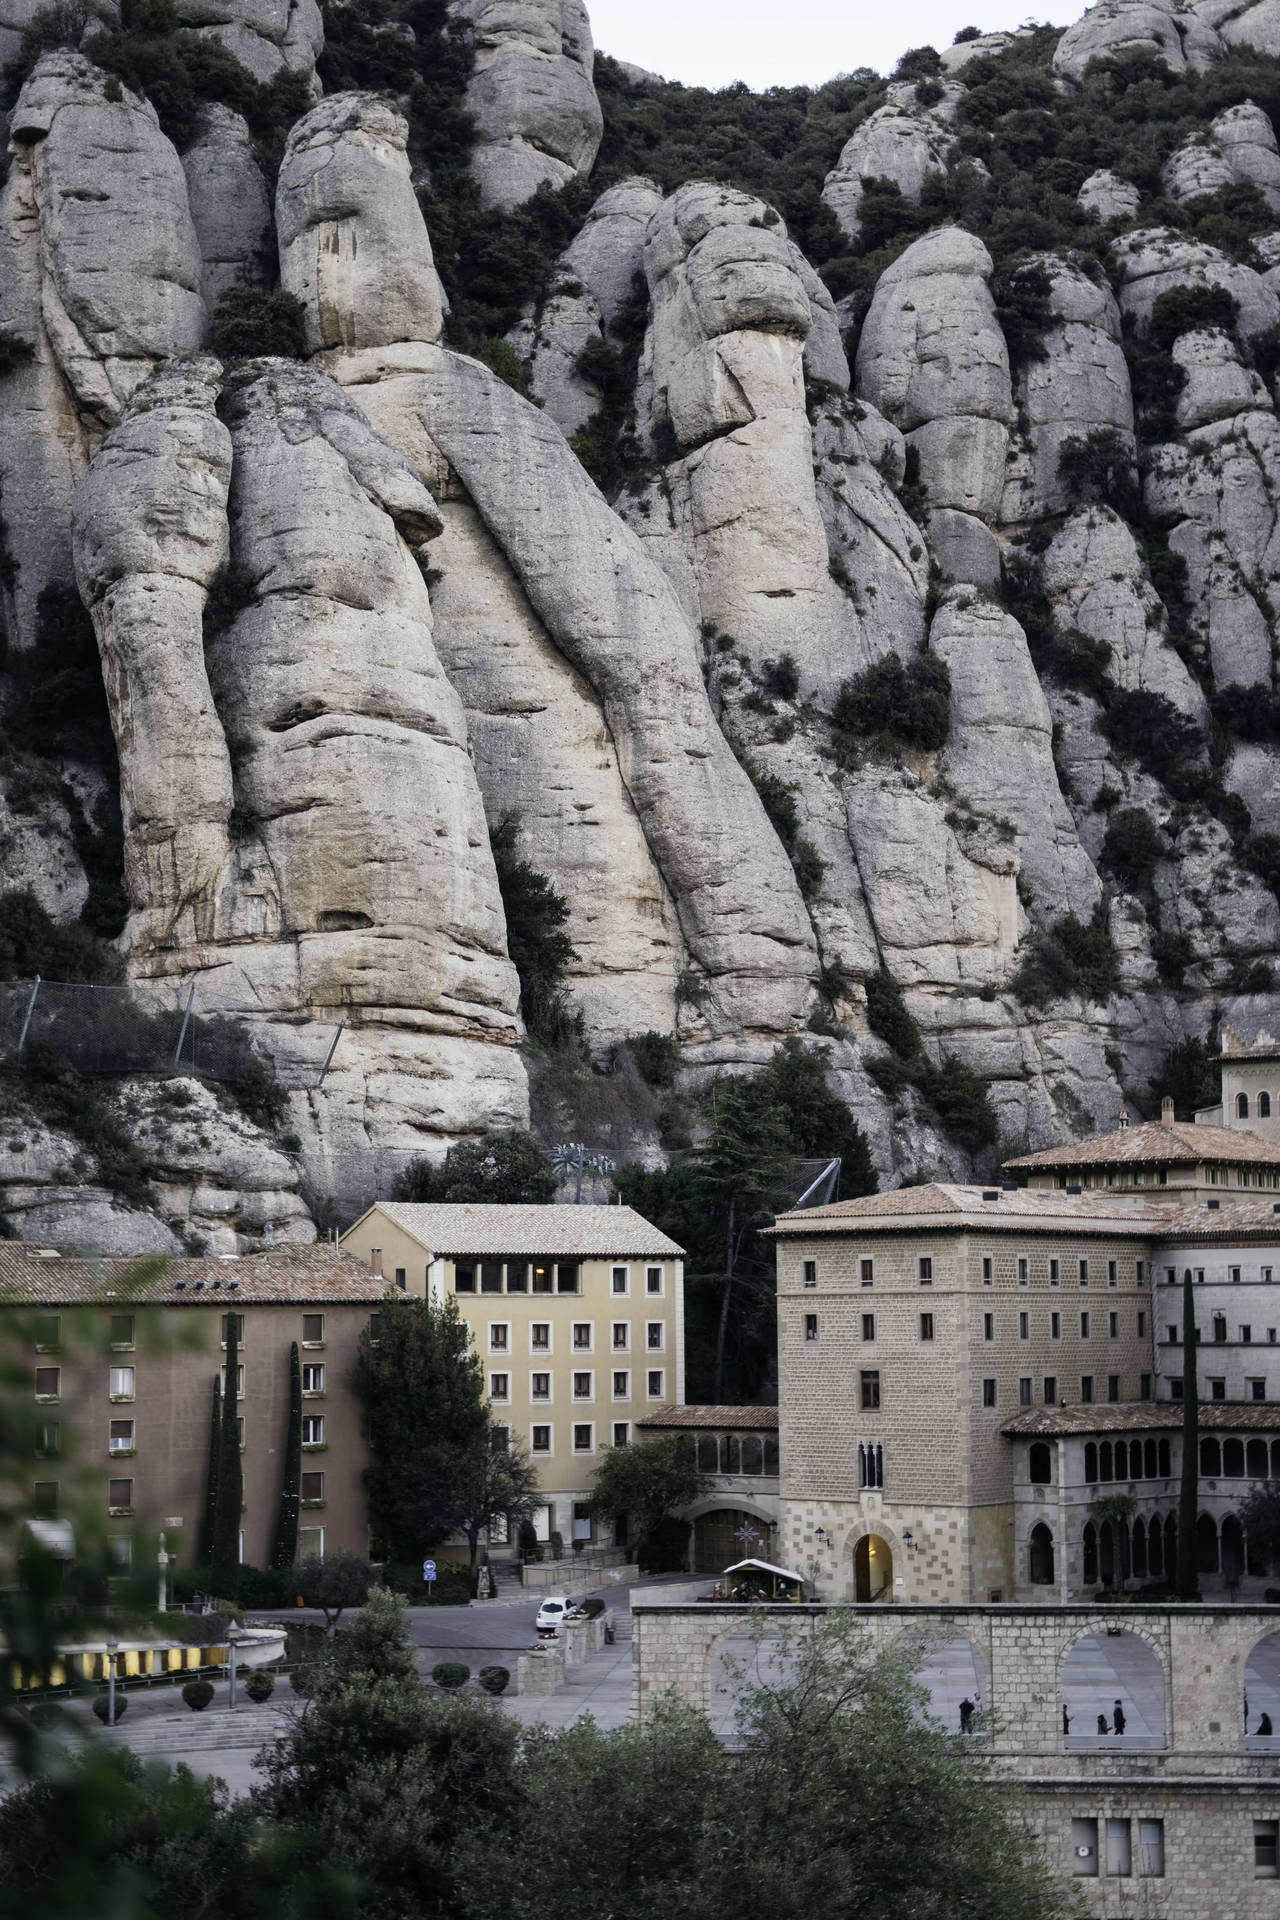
(0, 980), (342, 1088)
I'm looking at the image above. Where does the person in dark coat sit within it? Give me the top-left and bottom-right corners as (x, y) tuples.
(959, 1697), (974, 1733)
(1097, 1713), (1110, 1736)
(1063, 1702), (1071, 1735)
(1260, 1712), (1274, 1736)
(1113, 1699), (1126, 1736)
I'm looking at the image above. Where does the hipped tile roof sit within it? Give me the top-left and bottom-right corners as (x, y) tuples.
(768, 1183), (1163, 1237)
(1002, 1401), (1280, 1436)
(0, 1243), (385, 1306)
(1003, 1118), (1280, 1170)
(637, 1404), (779, 1429)
(356, 1202), (684, 1258)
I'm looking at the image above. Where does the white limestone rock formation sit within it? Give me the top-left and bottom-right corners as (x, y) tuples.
(1164, 102), (1280, 211)
(181, 105), (273, 306)
(507, 282), (607, 435)
(559, 176), (663, 334)
(172, 0), (324, 85)
(1113, 227), (1280, 337)
(0, 0), (119, 79)
(1187, 0), (1280, 56)
(1174, 324), (1272, 427)
(1077, 169), (1143, 221)
(940, 28), (1031, 70)
(0, 776), (90, 920)
(1014, 255), (1135, 520)
(1053, 0), (1221, 84)
(449, 0), (603, 210)
(821, 97), (950, 244)
(277, 95), (446, 355)
(854, 227), (1013, 522)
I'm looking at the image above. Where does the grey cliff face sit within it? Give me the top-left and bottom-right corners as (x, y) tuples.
(449, 0), (603, 209)
(172, 0), (324, 85)
(182, 105), (273, 306)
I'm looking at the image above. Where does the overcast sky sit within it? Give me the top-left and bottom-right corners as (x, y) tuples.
(587, 2), (1077, 90)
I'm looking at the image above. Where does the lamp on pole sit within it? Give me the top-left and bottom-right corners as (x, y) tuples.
(227, 1620), (241, 1710)
(106, 1635), (119, 1727)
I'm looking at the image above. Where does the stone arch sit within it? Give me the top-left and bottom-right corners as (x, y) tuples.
(1197, 1511), (1220, 1575)
(688, 1502), (778, 1573)
(1061, 1624), (1169, 1750)
(1029, 1520), (1055, 1586)
(1246, 1630), (1280, 1745)
(1262, 1092), (1272, 1118)
(836, 1515), (908, 1602)
(913, 1627), (991, 1737)
(1239, 1092), (1251, 1118)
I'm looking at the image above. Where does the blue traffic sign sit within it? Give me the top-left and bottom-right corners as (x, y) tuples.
(422, 1559), (437, 1581)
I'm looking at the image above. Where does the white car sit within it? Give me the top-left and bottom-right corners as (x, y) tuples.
(535, 1595), (571, 1635)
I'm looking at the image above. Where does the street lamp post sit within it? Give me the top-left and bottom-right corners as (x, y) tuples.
(227, 1621), (241, 1710)
(106, 1635), (119, 1728)
(157, 1532), (169, 1614)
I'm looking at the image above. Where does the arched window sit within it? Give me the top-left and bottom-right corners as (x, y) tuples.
(1029, 1522), (1054, 1585)
(1262, 1093), (1273, 1118)
(1213, 1314), (1228, 1344)
(1250, 1438), (1270, 1479)
(1159, 1438), (1172, 1477)
(1223, 1514), (1245, 1589)
(1201, 1437), (1222, 1476)
(1114, 1441), (1129, 1481)
(1133, 1516), (1148, 1580)
(1029, 1441), (1052, 1485)
(1144, 1438), (1157, 1479)
(1100, 1520), (1116, 1588)
(719, 1435), (740, 1475)
(739, 1435), (763, 1476)
(1148, 1514), (1164, 1577)
(1083, 1521), (1098, 1584)
(697, 1433), (718, 1472)
(1196, 1512), (1220, 1575)
(1225, 1438), (1246, 1478)
(1165, 1513), (1178, 1574)
(1239, 1093), (1251, 1119)
(1100, 1441), (1114, 1483)
(1084, 1442), (1098, 1484)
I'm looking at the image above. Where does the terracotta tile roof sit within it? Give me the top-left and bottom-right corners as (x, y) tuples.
(1150, 1199), (1280, 1241)
(1002, 1401), (1280, 1437)
(353, 1202), (684, 1258)
(0, 1244), (386, 1305)
(1003, 1118), (1280, 1170)
(637, 1404), (779, 1429)
(768, 1183), (1163, 1238)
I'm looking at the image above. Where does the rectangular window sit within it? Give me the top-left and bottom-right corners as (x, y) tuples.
(1044, 1376), (1057, 1404)
(34, 1314), (60, 1350)
(1019, 1376), (1032, 1407)
(803, 1260), (817, 1289)
(506, 1261), (528, 1294)
(1017, 1257), (1028, 1285)
(982, 1256), (993, 1285)
(918, 1255), (933, 1284)
(302, 1314), (324, 1345)
(1231, 1265), (1243, 1284)
(489, 1373), (510, 1401)
(983, 1312), (994, 1342)
(646, 1323), (664, 1350)
(920, 1312), (934, 1342)
(1048, 1258), (1059, 1286)
(1051, 1311), (1061, 1340)
(573, 1423), (594, 1453)
(1211, 1377), (1227, 1401)
(531, 1372), (551, 1400)
(556, 1263), (581, 1295)
(1107, 1260), (1118, 1288)
(1080, 1375), (1094, 1404)
(1080, 1312), (1090, 1339)
(34, 1366), (60, 1401)
(110, 1366), (135, 1401)
(1138, 1312), (1146, 1336)
(220, 1314), (245, 1345)
(1243, 1325), (1253, 1344)
(1072, 1818), (1098, 1877)
(368, 1313), (380, 1344)
(1105, 1818), (1132, 1878)
(982, 1378), (997, 1408)
(1252, 1377), (1267, 1401)
(1140, 1373), (1152, 1400)
(219, 1365), (244, 1397)
(1019, 1310), (1029, 1340)
(108, 1477), (133, 1513)
(862, 1312), (876, 1341)
(108, 1314), (134, 1349)
(32, 1480), (58, 1515)
(455, 1264), (475, 1293)
(37, 1422), (60, 1458)
(1137, 1820), (1164, 1878)
(531, 1263), (553, 1295)
(109, 1418), (134, 1453)
(1135, 1260), (1145, 1285)
(612, 1323), (629, 1350)
(301, 1471), (324, 1503)
(612, 1370), (629, 1398)
(804, 1314), (819, 1343)
(1256, 1822), (1279, 1879)
(296, 1527), (322, 1561)
(860, 1370), (881, 1411)
(573, 1323), (592, 1350)
(611, 1266), (628, 1294)
(1108, 1311), (1118, 1338)
(1266, 1268), (1275, 1285)
(302, 1363), (325, 1393)
(647, 1369), (664, 1398)
(302, 1415), (324, 1445)
(1108, 1374), (1120, 1402)
(572, 1371), (593, 1399)
(1079, 1259), (1089, 1287)
(531, 1323), (550, 1350)
(1171, 1378), (1184, 1401)
(613, 1421), (630, 1447)
(860, 1258), (874, 1287)
(490, 1325), (509, 1351)
(646, 1267), (663, 1294)
(1166, 1267), (1177, 1286)
(532, 1425), (551, 1453)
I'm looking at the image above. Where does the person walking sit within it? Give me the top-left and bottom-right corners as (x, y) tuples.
(1062, 1702), (1071, 1735)
(1260, 1712), (1274, 1736)
(1097, 1712), (1110, 1736)
(959, 1696), (974, 1733)
(1113, 1699), (1126, 1736)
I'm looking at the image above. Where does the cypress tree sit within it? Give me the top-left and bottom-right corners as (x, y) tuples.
(198, 1374), (221, 1566)
(210, 1312), (243, 1600)
(1177, 1266), (1200, 1601)
(271, 1340), (302, 1571)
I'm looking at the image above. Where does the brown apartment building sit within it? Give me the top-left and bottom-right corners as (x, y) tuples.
(1, 1244), (384, 1570)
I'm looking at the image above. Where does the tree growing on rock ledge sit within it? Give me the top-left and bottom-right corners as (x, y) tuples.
(393, 1128), (556, 1205)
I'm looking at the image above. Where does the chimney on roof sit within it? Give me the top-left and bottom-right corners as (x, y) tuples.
(1161, 1095), (1174, 1127)
(1118, 1109), (1129, 1129)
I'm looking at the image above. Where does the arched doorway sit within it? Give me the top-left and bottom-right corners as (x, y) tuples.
(1029, 1522), (1054, 1587)
(854, 1533), (893, 1602)
(1063, 1631), (1167, 1749)
(693, 1509), (773, 1573)
(1246, 1634), (1280, 1745)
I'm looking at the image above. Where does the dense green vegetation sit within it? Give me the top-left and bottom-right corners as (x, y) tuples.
(862, 968), (1000, 1153)
(832, 651), (952, 758)
(487, 816), (582, 1048)
(208, 287), (307, 359)
(1013, 909), (1119, 1007)
(393, 1128), (556, 1206)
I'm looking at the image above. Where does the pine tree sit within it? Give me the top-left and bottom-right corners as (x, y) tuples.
(210, 1312), (243, 1600)
(271, 1341), (302, 1571)
(1177, 1266), (1200, 1601)
(198, 1374), (221, 1566)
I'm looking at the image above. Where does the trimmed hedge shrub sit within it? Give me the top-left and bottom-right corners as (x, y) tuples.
(91, 1693), (127, 1723)
(478, 1665), (510, 1695)
(432, 1661), (470, 1691)
(182, 1679), (215, 1711)
(245, 1669), (275, 1702)
(579, 1597), (606, 1620)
